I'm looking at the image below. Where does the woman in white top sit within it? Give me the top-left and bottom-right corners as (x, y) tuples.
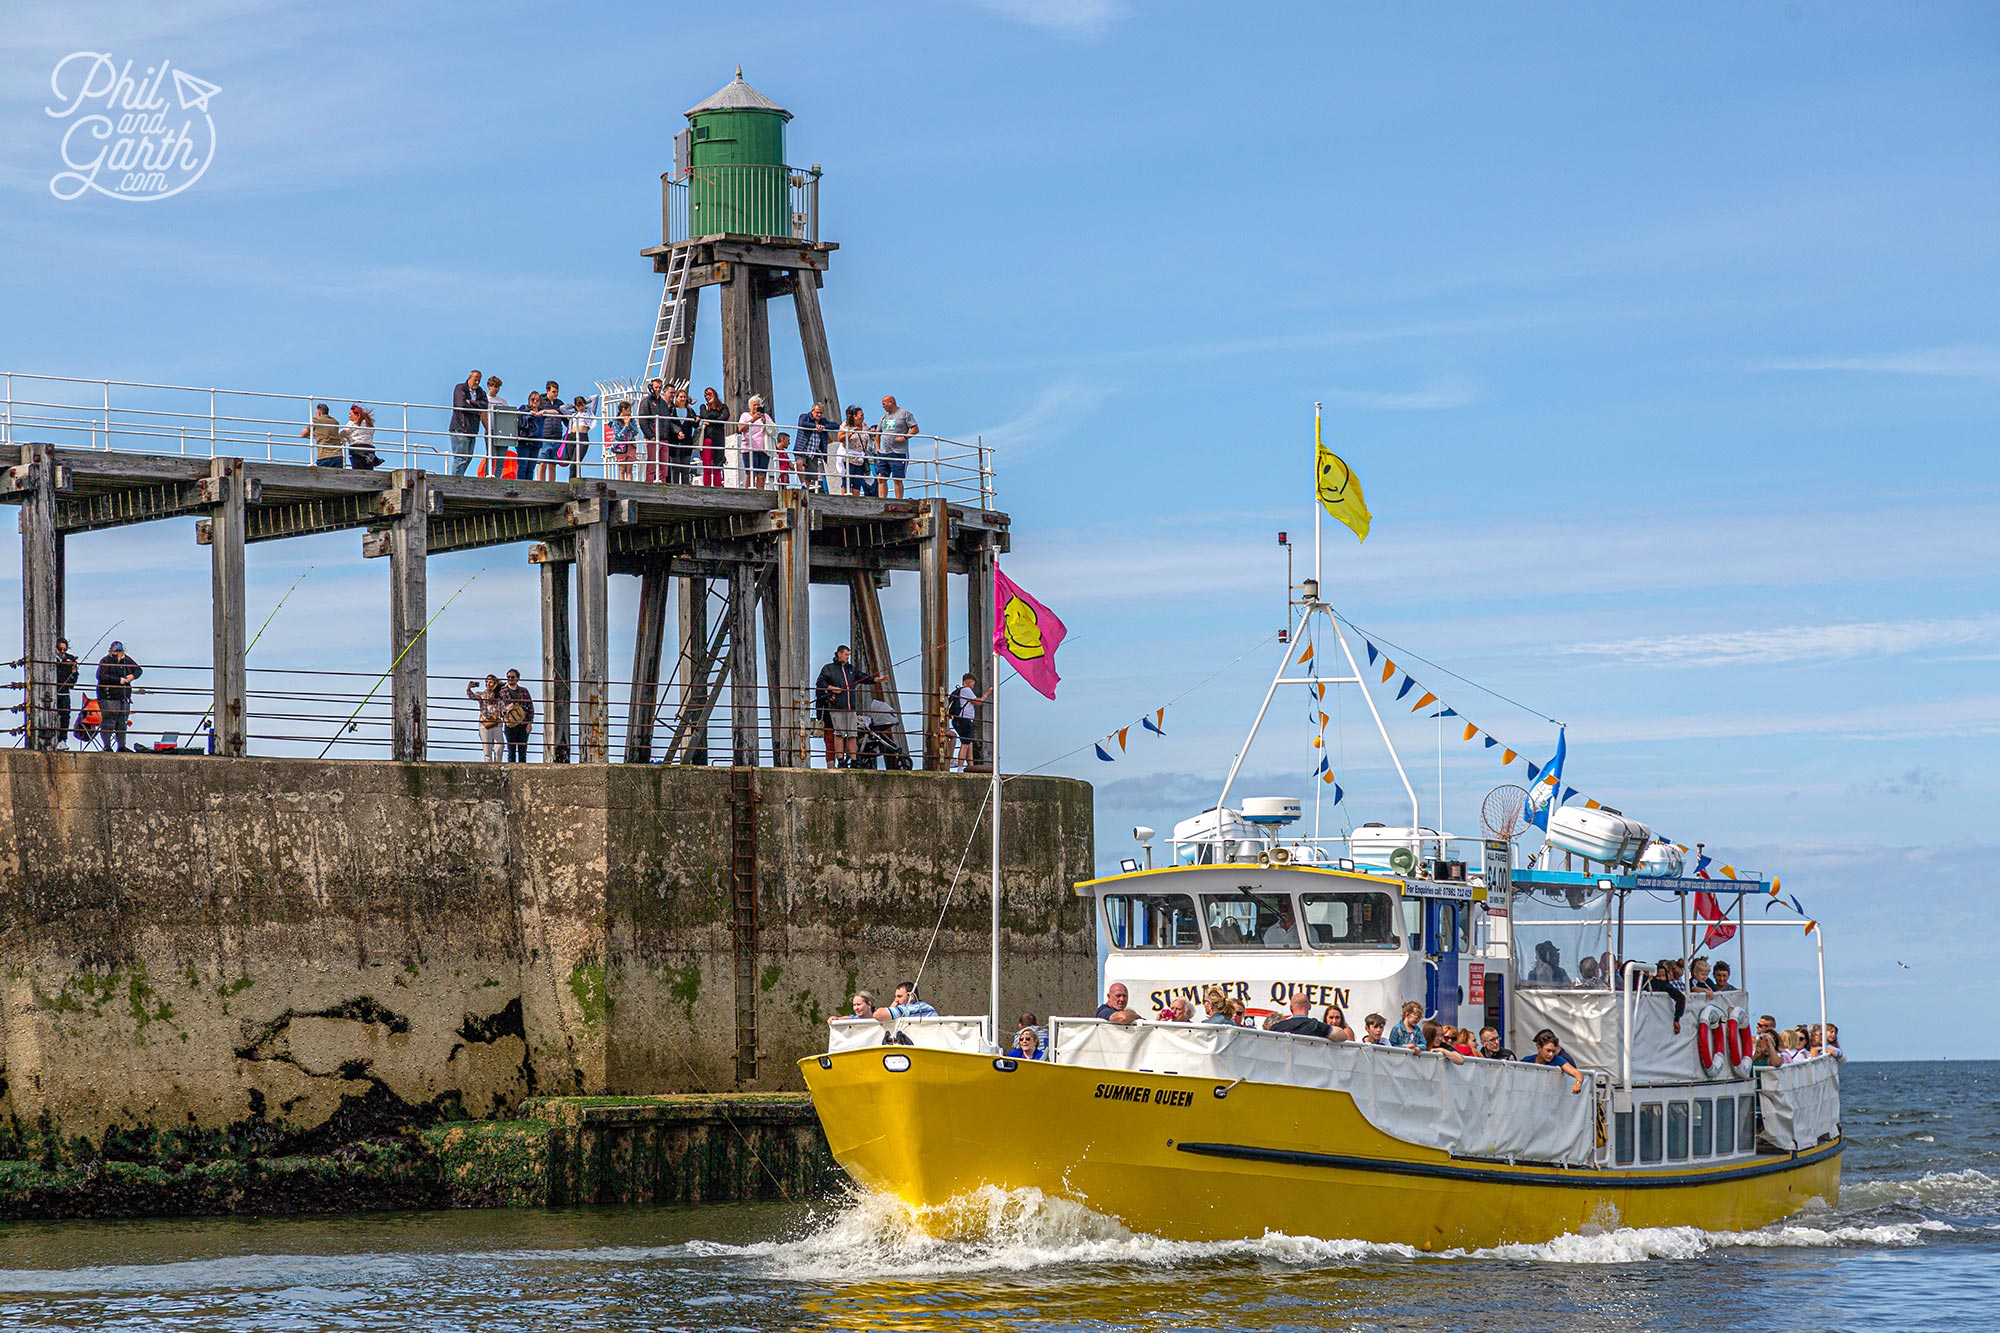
(738, 395), (775, 490)
(833, 405), (871, 497)
(342, 405), (380, 471)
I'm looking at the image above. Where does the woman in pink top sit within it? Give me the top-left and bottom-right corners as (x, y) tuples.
(738, 395), (775, 490)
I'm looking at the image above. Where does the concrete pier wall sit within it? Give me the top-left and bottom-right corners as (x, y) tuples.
(0, 753), (1092, 1149)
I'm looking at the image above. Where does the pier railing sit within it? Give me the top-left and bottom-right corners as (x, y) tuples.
(0, 371), (995, 509)
(6, 655), (971, 770)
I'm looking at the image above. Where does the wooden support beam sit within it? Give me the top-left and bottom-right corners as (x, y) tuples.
(208, 458), (248, 756)
(918, 497), (951, 770)
(847, 570), (909, 761)
(625, 568), (670, 763)
(759, 564), (784, 766)
(539, 559), (572, 763)
(728, 561), (759, 767)
(774, 489), (813, 767)
(18, 444), (61, 750)
(387, 471), (429, 761)
(792, 276), (841, 422)
(575, 511), (610, 763)
(720, 264), (755, 423)
(748, 290), (774, 414)
(965, 535), (996, 768)
(56, 475), (229, 534)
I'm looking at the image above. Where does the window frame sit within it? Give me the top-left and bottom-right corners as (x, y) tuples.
(1101, 891), (1203, 951)
(1667, 1101), (1690, 1161)
(1613, 1109), (1635, 1166)
(1716, 1095), (1737, 1155)
(1197, 891), (1302, 952)
(1740, 1094), (1757, 1152)
(1692, 1098), (1713, 1157)
(1298, 889), (1402, 951)
(1638, 1102), (1663, 1164)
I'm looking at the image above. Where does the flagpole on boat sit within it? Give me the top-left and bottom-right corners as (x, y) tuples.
(989, 634), (1003, 1044)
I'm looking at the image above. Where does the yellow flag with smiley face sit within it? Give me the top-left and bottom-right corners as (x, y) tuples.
(1314, 410), (1371, 543)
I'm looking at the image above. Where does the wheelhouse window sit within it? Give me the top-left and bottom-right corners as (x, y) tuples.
(1299, 891), (1400, 949)
(1668, 1102), (1690, 1161)
(1614, 1110), (1635, 1166)
(1716, 1097), (1737, 1155)
(1639, 1103), (1663, 1164)
(1200, 892), (1299, 950)
(1693, 1099), (1713, 1157)
(1740, 1095), (1757, 1152)
(1103, 893), (1202, 950)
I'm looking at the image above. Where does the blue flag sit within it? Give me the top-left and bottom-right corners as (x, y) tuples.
(1523, 726), (1566, 832)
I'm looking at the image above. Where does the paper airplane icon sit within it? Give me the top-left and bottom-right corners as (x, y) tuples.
(171, 69), (221, 112)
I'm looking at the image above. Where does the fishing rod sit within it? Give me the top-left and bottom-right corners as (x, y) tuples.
(317, 569), (484, 759)
(190, 565), (313, 741)
(4, 618), (126, 748)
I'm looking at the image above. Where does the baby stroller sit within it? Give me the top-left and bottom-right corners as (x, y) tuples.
(855, 699), (912, 770)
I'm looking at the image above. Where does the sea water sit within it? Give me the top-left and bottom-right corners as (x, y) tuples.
(0, 1060), (1992, 1332)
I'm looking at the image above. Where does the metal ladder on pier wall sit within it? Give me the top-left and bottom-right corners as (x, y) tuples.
(727, 766), (761, 1083)
(643, 246), (696, 387)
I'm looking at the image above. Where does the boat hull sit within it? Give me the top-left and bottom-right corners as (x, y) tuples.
(801, 1047), (1841, 1251)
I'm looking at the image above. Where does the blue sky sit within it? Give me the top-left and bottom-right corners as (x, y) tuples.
(2, 1), (1996, 1057)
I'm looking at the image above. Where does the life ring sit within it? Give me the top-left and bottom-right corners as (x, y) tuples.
(1696, 1003), (1728, 1080)
(1727, 1005), (1754, 1077)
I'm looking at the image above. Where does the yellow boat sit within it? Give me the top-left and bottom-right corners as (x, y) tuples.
(803, 488), (1841, 1250)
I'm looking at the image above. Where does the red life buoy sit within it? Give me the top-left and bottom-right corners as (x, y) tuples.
(1697, 1003), (1727, 1079)
(1725, 1016), (1745, 1065)
(1697, 1020), (1716, 1067)
(1727, 1005), (1754, 1076)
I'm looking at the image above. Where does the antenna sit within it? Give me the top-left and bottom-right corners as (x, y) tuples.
(1481, 784), (1530, 842)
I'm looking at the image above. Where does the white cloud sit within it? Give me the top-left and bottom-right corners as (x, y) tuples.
(1321, 378), (1479, 412)
(1747, 345), (2000, 382)
(962, 0), (1131, 38)
(1555, 616), (2000, 669)
(1575, 694), (2000, 745)
(975, 380), (1115, 458)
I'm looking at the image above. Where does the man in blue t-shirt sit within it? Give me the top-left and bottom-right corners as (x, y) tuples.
(1521, 1027), (1585, 1093)
(1094, 982), (1140, 1025)
(874, 981), (938, 1021)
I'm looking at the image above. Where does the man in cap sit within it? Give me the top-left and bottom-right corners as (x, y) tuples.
(95, 640), (143, 752)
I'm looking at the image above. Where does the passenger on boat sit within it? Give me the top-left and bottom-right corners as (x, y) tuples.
(1160, 996), (1195, 1022)
(1451, 1026), (1477, 1056)
(1361, 1013), (1388, 1044)
(1261, 901), (1300, 947)
(1711, 961), (1734, 990)
(1528, 941), (1571, 986)
(1019, 1011), (1050, 1049)
(1577, 955), (1602, 987)
(874, 982), (938, 1021)
(1522, 1029), (1585, 1093)
(1421, 1021), (1466, 1065)
(1756, 1013), (1778, 1042)
(1095, 983), (1140, 1025)
(1005, 1027), (1047, 1060)
(1270, 994), (1332, 1038)
(1200, 985), (1234, 1025)
(1751, 1033), (1780, 1068)
(1688, 957), (1716, 993)
(1823, 1023), (1845, 1061)
(1477, 1026), (1516, 1061)
(1387, 1000), (1426, 1050)
(1322, 1006), (1356, 1042)
(827, 991), (877, 1024)
(1645, 961), (1686, 1033)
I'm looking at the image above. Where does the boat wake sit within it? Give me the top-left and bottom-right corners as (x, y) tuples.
(737, 1182), (1966, 1281)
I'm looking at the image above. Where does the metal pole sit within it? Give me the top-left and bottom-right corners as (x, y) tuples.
(989, 641), (1002, 1040)
(1328, 612), (1422, 829)
(103, 379), (111, 450)
(1814, 927), (1827, 1047)
(209, 388), (216, 454)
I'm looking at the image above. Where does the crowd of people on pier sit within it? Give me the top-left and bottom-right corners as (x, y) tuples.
(437, 369), (922, 495)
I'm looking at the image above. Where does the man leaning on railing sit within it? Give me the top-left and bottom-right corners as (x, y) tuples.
(449, 370), (487, 476)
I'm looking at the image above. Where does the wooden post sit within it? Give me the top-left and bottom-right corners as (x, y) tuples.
(207, 457), (248, 756)
(965, 535), (995, 768)
(574, 504), (610, 763)
(728, 562), (759, 767)
(539, 557), (572, 762)
(918, 498), (950, 769)
(792, 277), (841, 426)
(748, 283), (774, 413)
(720, 265), (754, 421)
(760, 565), (783, 766)
(675, 575), (708, 764)
(387, 470), (429, 762)
(773, 489), (812, 767)
(847, 571), (909, 761)
(18, 443), (60, 751)
(625, 566), (669, 763)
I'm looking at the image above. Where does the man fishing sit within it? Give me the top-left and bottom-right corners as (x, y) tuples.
(95, 640), (143, 752)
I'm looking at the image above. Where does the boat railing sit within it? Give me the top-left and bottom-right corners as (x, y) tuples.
(1164, 830), (1495, 877)
(1049, 1017), (1606, 1167)
(826, 1014), (993, 1054)
(1755, 1055), (1842, 1150)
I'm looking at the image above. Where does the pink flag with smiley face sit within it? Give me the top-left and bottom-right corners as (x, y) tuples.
(993, 564), (1067, 700)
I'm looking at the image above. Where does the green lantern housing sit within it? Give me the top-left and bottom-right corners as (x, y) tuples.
(682, 67), (793, 239)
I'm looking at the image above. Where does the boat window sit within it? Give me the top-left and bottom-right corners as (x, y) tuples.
(1103, 893), (1202, 950)
(1613, 1110), (1635, 1166)
(1200, 893), (1300, 949)
(1740, 1095), (1757, 1152)
(1508, 885), (1612, 989)
(1639, 1103), (1663, 1164)
(1457, 902), (1473, 951)
(1400, 898), (1423, 949)
(1692, 1099), (1713, 1157)
(1299, 892), (1400, 949)
(1716, 1096), (1737, 1155)
(1667, 1102), (1690, 1161)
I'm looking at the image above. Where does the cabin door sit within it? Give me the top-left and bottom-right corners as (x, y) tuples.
(1425, 900), (1461, 1026)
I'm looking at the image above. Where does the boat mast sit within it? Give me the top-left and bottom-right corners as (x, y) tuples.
(1216, 406), (1421, 831)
